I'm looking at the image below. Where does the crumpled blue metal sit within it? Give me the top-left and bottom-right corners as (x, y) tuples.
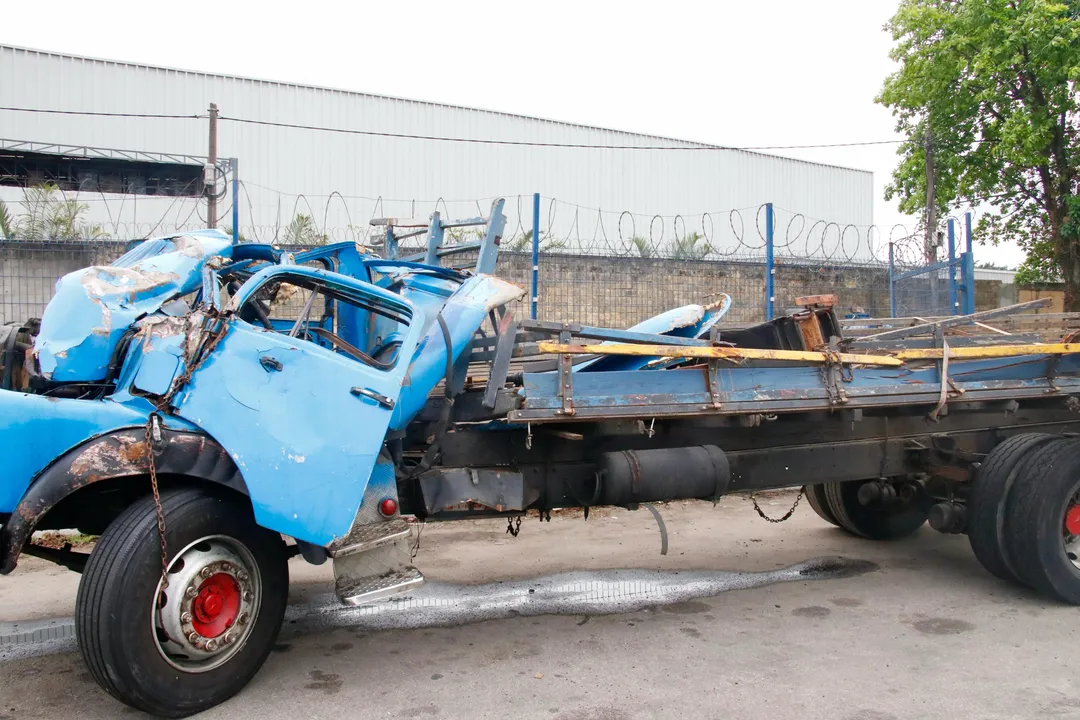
(34, 230), (232, 383)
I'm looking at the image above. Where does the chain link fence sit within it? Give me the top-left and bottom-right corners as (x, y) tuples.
(0, 192), (936, 328)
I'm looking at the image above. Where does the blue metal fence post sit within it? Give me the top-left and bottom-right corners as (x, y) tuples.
(947, 218), (958, 314)
(964, 212), (976, 314)
(230, 158), (239, 243)
(531, 192), (540, 320)
(765, 203), (775, 320)
(888, 241), (897, 318)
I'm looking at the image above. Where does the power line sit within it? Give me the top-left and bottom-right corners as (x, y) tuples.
(0, 104), (990, 152)
(218, 115), (909, 151)
(0, 106), (203, 119)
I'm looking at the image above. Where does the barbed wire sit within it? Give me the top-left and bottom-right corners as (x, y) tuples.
(0, 181), (983, 280)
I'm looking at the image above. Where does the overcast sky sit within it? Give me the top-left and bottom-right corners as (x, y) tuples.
(1, 0), (1024, 266)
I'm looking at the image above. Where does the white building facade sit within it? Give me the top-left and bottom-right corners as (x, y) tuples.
(0, 44), (874, 258)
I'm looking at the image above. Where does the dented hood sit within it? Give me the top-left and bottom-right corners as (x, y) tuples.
(34, 231), (233, 383)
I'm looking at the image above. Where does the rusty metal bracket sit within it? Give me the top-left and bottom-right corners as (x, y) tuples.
(820, 339), (851, 406)
(704, 359), (723, 409)
(556, 328), (575, 416)
(1047, 353), (1062, 394)
(878, 417), (890, 479)
(482, 312), (518, 409)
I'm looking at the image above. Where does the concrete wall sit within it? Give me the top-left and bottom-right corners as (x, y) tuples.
(496, 252), (889, 327)
(1019, 286), (1065, 313)
(3, 241), (895, 328)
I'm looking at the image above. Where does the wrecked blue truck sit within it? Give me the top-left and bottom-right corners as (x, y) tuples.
(4, 198), (1080, 716)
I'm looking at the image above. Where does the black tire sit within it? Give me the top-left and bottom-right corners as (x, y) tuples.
(822, 479), (928, 540)
(803, 484), (841, 527)
(76, 487), (288, 717)
(967, 433), (1059, 585)
(1003, 438), (1080, 604)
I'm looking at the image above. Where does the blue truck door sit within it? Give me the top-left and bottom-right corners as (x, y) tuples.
(171, 266), (424, 546)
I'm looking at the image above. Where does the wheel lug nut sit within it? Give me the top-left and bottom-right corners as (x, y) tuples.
(200, 567), (213, 579)
(206, 639), (219, 652)
(237, 613), (250, 626)
(243, 591), (253, 602)
(224, 632), (235, 644)
(185, 587), (198, 599)
(237, 571), (249, 582)
(181, 612), (193, 624)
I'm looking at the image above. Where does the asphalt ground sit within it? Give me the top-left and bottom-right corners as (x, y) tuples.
(2, 493), (1079, 720)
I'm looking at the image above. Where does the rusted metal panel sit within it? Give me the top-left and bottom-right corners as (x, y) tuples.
(417, 468), (535, 514)
(0, 429), (243, 574)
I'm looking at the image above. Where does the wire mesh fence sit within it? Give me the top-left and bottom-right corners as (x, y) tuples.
(0, 239), (130, 325)
(0, 187), (957, 329)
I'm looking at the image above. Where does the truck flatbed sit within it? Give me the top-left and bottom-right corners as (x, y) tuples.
(3, 200), (1080, 717)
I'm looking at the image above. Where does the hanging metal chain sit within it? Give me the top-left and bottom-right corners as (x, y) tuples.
(146, 413), (170, 585)
(749, 487), (805, 523)
(506, 516), (522, 537)
(142, 314), (230, 587)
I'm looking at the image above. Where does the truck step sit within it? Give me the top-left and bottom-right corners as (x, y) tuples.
(329, 517), (411, 558)
(333, 537), (424, 607)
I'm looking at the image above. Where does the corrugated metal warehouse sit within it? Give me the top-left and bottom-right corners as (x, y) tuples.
(0, 44), (874, 256)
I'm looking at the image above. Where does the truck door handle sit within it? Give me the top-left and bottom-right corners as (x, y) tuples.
(351, 386), (395, 410)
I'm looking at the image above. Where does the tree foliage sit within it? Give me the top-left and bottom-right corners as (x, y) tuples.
(0, 200), (13, 240)
(877, 0), (1080, 306)
(282, 214), (328, 245)
(1, 184), (107, 241)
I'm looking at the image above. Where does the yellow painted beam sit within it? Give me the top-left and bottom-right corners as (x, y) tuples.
(535, 342), (904, 367)
(894, 343), (1080, 361)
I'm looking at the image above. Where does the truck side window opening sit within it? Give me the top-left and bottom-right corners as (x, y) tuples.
(236, 275), (409, 371)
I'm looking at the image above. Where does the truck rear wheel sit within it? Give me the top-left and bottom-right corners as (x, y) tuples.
(76, 487), (289, 717)
(966, 433), (1059, 585)
(822, 479), (927, 540)
(803, 484), (841, 527)
(1003, 439), (1080, 604)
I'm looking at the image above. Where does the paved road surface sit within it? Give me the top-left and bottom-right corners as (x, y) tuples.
(2, 494), (1079, 719)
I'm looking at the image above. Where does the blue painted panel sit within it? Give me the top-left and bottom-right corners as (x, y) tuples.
(131, 342), (181, 396)
(522, 353), (1080, 413)
(171, 267), (425, 546)
(391, 274), (522, 429)
(0, 391), (159, 513)
(35, 230), (233, 383)
(576, 296), (731, 373)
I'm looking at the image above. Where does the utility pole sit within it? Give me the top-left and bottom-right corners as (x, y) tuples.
(207, 103), (219, 229)
(923, 123), (936, 264)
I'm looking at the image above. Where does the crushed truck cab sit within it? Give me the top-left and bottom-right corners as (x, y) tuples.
(5, 198), (1080, 717)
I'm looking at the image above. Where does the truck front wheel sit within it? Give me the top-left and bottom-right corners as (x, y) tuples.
(76, 486), (289, 718)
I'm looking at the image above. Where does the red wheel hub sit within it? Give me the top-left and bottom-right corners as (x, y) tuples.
(1065, 506), (1080, 536)
(191, 573), (241, 639)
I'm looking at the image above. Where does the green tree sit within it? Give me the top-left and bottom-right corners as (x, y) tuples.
(630, 235), (653, 258)
(283, 214), (328, 245)
(6, 183), (106, 240)
(670, 231), (711, 260)
(501, 229), (569, 253)
(0, 200), (13, 240)
(877, 0), (1080, 307)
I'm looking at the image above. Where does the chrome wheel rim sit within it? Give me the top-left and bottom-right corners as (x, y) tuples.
(152, 535), (261, 673)
(1063, 493), (1080, 570)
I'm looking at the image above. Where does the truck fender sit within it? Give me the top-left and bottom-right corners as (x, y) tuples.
(0, 428), (247, 574)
